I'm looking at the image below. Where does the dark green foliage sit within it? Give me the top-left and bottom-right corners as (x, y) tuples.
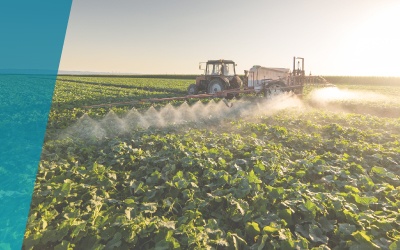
(24, 110), (400, 249)
(22, 76), (400, 249)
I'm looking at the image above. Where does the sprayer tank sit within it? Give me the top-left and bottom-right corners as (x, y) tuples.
(247, 66), (290, 92)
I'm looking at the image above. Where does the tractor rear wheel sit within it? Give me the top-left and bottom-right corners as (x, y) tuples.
(208, 79), (225, 94)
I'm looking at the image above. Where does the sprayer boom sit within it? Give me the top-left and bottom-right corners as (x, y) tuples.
(82, 85), (303, 109)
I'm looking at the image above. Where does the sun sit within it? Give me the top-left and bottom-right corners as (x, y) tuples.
(338, 3), (400, 76)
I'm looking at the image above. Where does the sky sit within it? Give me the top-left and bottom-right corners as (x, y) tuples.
(59, 0), (400, 76)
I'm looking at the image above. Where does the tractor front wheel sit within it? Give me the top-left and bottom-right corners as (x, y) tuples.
(187, 84), (198, 95)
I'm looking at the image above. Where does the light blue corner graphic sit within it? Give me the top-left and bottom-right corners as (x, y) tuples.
(0, 1), (72, 249)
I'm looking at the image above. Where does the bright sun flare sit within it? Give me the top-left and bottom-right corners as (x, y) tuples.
(338, 3), (400, 76)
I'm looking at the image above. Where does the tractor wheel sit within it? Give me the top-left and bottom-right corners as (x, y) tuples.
(229, 75), (243, 89)
(208, 79), (225, 94)
(224, 76), (242, 99)
(187, 84), (198, 95)
(264, 81), (287, 99)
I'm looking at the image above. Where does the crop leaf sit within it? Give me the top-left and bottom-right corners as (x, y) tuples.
(353, 194), (378, 206)
(278, 209), (293, 226)
(105, 232), (122, 249)
(248, 170), (262, 184)
(245, 222), (261, 239)
(308, 224), (328, 244)
(318, 217), (336, 233)
(23, 233), (41, 250)
(295, 224), (309, 238)
(211, 238), (229, 247)
(338, 223), (357, 236)
(371, 166), (398, 180)
(349, 242), (380, 250)
(227, 232), (247, 250)
(263, 223), (279, 234)
(124, 199), (136, 207)
(233, 178), (251, 198)
(155, 230), (180, 250)
(371, 166), (386, 175)
(54, 240), (73, 250)
(159, 220), (176, 230)
(345, 185), (360, 193)
(298, 199), (318, 220)
(257, 234), (269, 250)
(70, 221), (87, 238)
(140, 202), (158, 214)
(389, 240), (400, 250)
(41, 222), (69, 244)
(146, 170), (161, 185)
(75, 235), (103, 249)
(350, 231), (380, 249)
(266, 185), (284, 200)
(278, 229), (295, 250)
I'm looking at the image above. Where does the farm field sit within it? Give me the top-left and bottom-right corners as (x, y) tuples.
(23, 76), (400, 249)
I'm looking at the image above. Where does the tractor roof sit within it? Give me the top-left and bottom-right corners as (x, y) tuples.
(207, 59), (235, 64)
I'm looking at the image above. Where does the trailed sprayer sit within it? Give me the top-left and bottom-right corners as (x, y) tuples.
(186, 57), (328, 99)
(84, 57), (330, 108)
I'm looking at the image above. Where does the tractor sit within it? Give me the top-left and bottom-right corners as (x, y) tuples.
(187, 60), (243, 95)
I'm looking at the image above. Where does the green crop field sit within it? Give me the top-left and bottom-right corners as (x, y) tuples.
(23, 76), (400, 249)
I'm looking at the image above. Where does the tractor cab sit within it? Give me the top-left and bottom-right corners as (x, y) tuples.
(189, 59), (242, 95)
(205, 60), (236, 76)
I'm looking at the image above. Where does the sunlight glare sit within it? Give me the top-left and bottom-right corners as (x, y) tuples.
(337, 3), (400, 76)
